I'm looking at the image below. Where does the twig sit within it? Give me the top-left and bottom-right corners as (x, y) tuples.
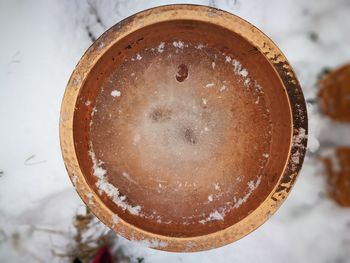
(31, 225), (68, 236)
(306, 98), (317, 105)
(85, 25), (96, 42)
(24, 154), (46, 166)
(86, 0), (106, 28)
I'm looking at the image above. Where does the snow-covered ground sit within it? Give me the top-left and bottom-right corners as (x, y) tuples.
(1, 0), (350, 262)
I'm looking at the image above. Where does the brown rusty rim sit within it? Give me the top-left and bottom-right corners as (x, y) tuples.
(60, 4), (308, 252)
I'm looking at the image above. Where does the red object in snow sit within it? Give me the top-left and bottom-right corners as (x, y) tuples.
(92, 247), (113, 263)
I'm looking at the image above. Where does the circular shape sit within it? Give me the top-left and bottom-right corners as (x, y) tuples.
(90, 42), (273, 237)
(60, 5), (308, 252)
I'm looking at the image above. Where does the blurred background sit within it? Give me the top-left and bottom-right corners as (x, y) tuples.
(0, 0), (350, 262)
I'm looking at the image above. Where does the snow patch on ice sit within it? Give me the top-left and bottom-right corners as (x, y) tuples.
(199, 210), (224, 224)
(195, 43), (205, 49)
(233, 176), (262, 209)
(232, 59), (249, 78)
(205, 83), (215, 88)
(136, 53), (142, 60)
(111, 90), (121, 97)
(172, 41), (184, 49)
(157, 42), (165, 53)
(89, 147), (141, 216)
(224, 55), (250, 84)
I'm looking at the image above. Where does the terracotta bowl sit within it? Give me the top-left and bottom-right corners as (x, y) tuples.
(60, 5), (308, 252)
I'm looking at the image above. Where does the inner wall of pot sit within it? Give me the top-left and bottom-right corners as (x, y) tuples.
(73, 20), (292, 237)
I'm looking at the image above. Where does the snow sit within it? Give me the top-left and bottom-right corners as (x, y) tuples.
(291, 128), (308, 170)
(262, 153), (269, 158)
(231, 59), (249, 78)
(111, 90), (121, 97)
(224, 55), (250, 82)
(89, 146), (142, 216)
(136, 53), (142, 60)
(158, 42), (165, 53)
(233, 176), (262, 209)
(89, 149), (107, 179)
(1, 0), (350, 262)
(172, 41), (185, 49)
(200, 176), (262, 224)
(195, 43), (205, 50)
(131, 238), (168, 249)
(205, 83), (215, 88)
(199, 210), (224, 224)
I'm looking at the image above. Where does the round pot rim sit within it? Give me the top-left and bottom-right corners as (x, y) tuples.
(60, 4), (308, 252)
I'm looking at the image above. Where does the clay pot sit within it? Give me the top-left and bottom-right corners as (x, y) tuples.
(318, 64), (350, 122)
(60, 5), (308, 251)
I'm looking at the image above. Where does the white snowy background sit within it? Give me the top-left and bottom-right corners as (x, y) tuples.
(1, 0), (350, 262)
